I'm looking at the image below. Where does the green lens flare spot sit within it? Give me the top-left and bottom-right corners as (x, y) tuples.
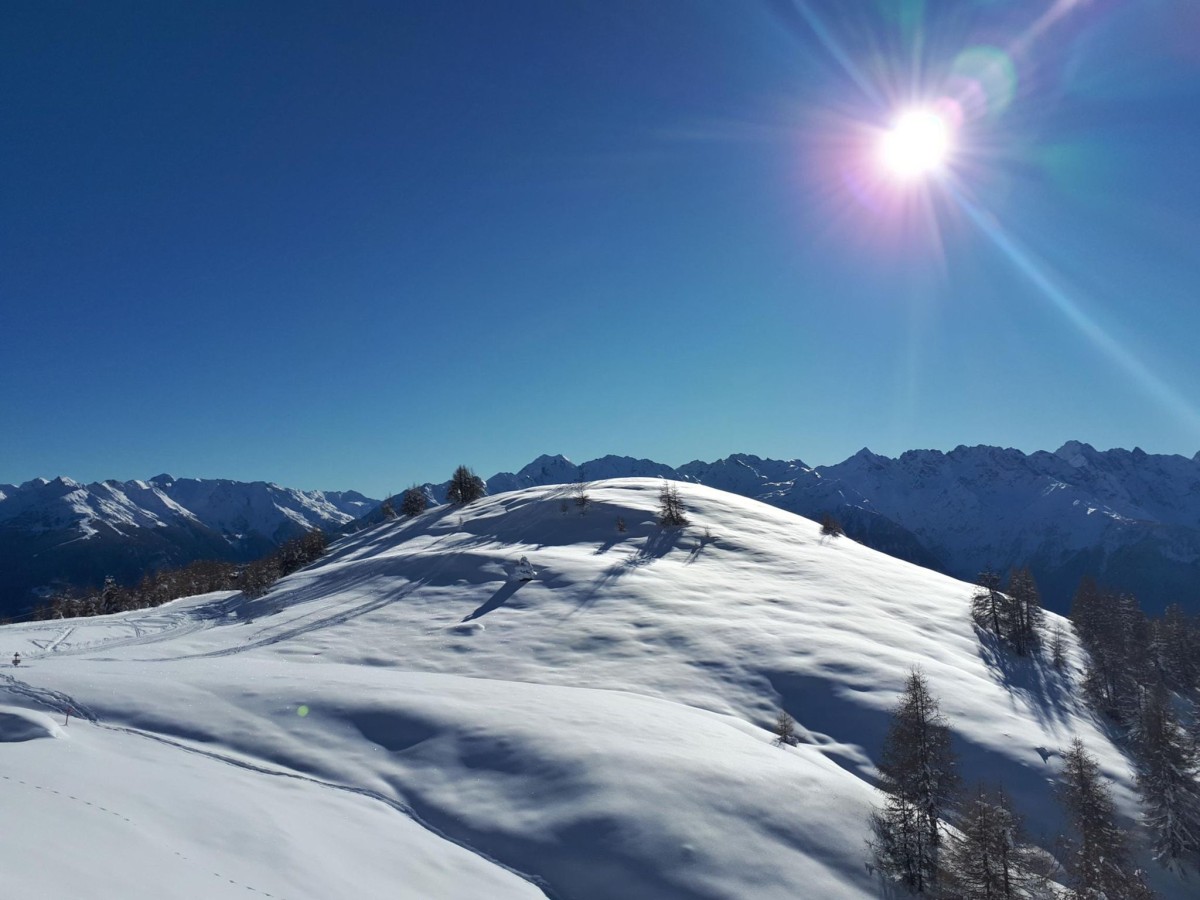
(297, 705), (310, 717)
(949, 45), (1017, 118)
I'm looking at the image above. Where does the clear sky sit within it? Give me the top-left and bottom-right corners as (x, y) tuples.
(4, 1), (1199, 497)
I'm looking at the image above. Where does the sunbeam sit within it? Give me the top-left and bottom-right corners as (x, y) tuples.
(948, 181), (1200, 436)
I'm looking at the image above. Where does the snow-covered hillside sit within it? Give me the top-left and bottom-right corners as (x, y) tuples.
(476, 445), (1200, 612)
(1, 480), (1184, 898)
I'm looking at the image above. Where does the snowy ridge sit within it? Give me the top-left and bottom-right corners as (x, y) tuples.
(6, 441), (1200, 614)
(0, 474), (373, 538)
(446, 444), (1200, 612)
(1, 480), (1188, 898)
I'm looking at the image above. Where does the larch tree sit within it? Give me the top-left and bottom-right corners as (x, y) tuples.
(870, 668), (960, 894)
(971, 569), (1005, 637)
(1153, 604), (1197, 695)
(941, 785), (1049, 900)
(657, 482), (688, 527)
(1003, 567), (1044, 656)
(773, 710), (798, 747)
(1133, 685), (1200, 874)
(1057, 738), (1155, 899)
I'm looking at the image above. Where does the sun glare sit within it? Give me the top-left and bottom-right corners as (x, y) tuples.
(879, 109), (952, 180)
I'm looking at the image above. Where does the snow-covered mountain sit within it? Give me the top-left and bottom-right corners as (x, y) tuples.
(7, 440), (1198, 617)
(0, 475), (377, 614)
(1, 480), (1188, 898)
(466, 444), (1200, 613)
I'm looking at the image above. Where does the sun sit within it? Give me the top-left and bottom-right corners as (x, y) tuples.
(879, 108), (953, 180)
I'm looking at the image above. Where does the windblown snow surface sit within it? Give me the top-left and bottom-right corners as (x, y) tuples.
(0, 480), (1185, 898)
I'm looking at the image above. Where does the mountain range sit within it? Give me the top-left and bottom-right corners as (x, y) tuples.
(0, 475), (373, 615)
(4, 441), (1199, 617)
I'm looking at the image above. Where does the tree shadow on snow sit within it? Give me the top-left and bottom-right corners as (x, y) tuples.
(974, 627), (1077, 733)
(462, 579), (525, 623)
(572, 528), (685, 614)
(684, 531), (717, 565)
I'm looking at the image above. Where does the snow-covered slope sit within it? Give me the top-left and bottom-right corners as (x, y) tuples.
(1, 480), (1185, 898)
(436, 445), (1200, 612)
(0, 476), (378, 613)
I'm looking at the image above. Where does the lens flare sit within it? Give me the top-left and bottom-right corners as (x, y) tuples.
(880, 109), (953, 179)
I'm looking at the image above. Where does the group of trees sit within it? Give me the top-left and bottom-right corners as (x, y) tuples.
(971, 567), (1044, 656)
(870, 669), (1155, 897)
(446, 465), (486, 504)
(380, 486), (430, 520)
(1069, 580), (1200, 874)
(870, 568), (1200, 894)
(30, 529), (329, 619)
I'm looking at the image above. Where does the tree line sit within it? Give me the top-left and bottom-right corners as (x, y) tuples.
(28, 529), (329, 620)
(859, 566), (1200, 897)
(868, 667), (1158, 898)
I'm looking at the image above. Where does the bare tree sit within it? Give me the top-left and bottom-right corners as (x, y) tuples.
(1057, 738), (1155, 899)
(819, 513), (844, 537)
(773, 710), (799, 746)
(658, 482), (688, 527)
(1049, 623), (1068, 672)
(572, 479), (591, 512)
(870, 668), (960, 894)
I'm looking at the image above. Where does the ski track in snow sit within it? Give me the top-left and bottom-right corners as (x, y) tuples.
(0, 671), (556, 899)
(13, 613), (205, 661)
(44, 625), (74, 651)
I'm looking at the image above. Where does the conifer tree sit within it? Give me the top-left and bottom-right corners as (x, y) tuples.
(870, 668), (960, 893)
(1076, 583), (1149, 724)
(657, 482), (688, 527)
(1153, 604), (1197, 695)
(1004, 567), (1044, 656)
(1049, 623), (1068, 673)
(401, 486), (428, 518)
(941, 785), (1046, 899)
(773, 710), (798, 747)
(1057, 738), (1155, 899)
(1133, 685), (1200, 873)
(1070, 576), (1104, 649)
(446, 465), (486, 505)
(971, 569), (1005, 637)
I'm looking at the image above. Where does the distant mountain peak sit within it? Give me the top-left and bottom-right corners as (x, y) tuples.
(1054, 440), (1097, 467)
(518, 453), (575, 473)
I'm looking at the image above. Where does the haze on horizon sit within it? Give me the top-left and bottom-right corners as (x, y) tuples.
(5, 1), (1200, 498)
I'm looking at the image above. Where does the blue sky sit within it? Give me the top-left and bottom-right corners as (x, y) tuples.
(4, 1), (1199, 497)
